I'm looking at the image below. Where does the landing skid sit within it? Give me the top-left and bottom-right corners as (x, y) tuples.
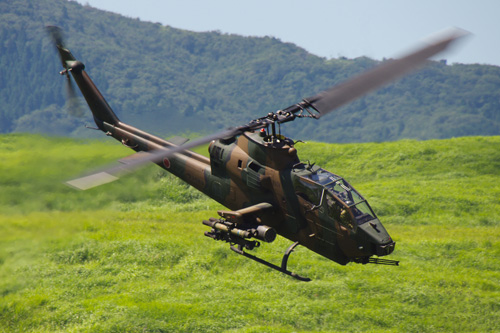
(230, 241), (311, 282)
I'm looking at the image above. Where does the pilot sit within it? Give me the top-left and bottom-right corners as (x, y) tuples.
(340, 208), (354, 229)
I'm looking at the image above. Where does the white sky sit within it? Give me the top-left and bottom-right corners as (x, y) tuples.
(75, 0), (500, 66)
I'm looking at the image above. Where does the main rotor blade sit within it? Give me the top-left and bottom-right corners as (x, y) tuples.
(65, 27), (469, 190)
(304, 28), (470, 117)
(66, 126), (247, 190)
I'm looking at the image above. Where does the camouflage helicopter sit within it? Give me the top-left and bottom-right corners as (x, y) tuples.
(47, 26), (467, 281)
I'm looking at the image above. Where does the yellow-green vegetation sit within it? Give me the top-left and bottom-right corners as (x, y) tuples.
(1, 133), (499, 332)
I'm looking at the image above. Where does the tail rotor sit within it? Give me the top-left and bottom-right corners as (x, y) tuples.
(46, 26), (85, 118)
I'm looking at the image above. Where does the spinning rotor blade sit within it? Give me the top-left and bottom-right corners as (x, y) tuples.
(66, 27), (469, 190)
(66, 126), (252, 190)
(46, 26), (66, 66)
(303, 28), (470, 117)
(46, 26), (85, 117)
(65, 74), (85, 117)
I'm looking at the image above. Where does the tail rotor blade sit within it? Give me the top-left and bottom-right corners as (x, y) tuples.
(46, 26), (86, 118)
(46, 26), (69, 69)
(65, 74), (85, 118)
(46, 25), (64, 47)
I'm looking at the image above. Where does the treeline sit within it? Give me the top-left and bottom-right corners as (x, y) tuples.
(1, 0), (499, 142)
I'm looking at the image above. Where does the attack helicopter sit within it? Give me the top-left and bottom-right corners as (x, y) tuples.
(47, 26), (467, 281)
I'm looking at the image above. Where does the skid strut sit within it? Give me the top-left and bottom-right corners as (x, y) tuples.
(231, 241), (311, 282)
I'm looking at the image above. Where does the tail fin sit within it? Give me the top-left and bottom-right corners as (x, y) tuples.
(61, 52), (120, 129)
(48, 26), (120, 130)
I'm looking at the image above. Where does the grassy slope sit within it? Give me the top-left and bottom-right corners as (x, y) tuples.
(0, 134), (499, 332)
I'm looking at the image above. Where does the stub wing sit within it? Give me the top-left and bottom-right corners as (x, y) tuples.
(217, 202), (275, 225)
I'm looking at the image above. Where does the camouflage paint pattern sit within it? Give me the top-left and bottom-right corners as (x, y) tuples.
(64, 52), (395, 267)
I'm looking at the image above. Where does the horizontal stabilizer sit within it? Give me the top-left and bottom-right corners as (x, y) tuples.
(118, 151), (152, 165)
(168, 136), (190, 146)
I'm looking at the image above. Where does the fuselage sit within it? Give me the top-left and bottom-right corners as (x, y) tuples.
(100, 119), (395, 265)
(64, 52), (395, 266)
(51, 27), (468, 270)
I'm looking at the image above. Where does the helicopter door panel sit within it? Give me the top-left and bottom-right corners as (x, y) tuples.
(296, 194), (341, 248)
(296, 194), (318, 234)
(244, 161), (263, 189)
(209, 144), (227, 177)
(246, 171), (261, 188)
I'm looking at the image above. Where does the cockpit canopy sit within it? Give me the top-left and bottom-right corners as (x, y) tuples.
(297, 168), (377, 226)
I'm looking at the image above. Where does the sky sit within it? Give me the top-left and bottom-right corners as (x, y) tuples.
(74, 0), (500, 66)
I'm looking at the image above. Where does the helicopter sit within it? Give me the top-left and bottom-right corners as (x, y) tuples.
(47, 26), (467, 281)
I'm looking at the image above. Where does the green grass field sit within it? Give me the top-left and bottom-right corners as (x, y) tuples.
(1, 133), (499, 332)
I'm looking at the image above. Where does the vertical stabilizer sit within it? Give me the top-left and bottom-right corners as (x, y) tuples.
(47, 26), (120, 130)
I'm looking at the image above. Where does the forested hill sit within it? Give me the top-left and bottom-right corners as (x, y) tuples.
(1, 0), (500, 142)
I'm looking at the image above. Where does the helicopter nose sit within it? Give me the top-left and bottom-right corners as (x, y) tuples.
(357, 218), (395, 257)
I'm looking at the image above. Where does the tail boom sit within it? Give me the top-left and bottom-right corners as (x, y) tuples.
(65, 60), (120, 128)
(58, 48), (210, 191)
